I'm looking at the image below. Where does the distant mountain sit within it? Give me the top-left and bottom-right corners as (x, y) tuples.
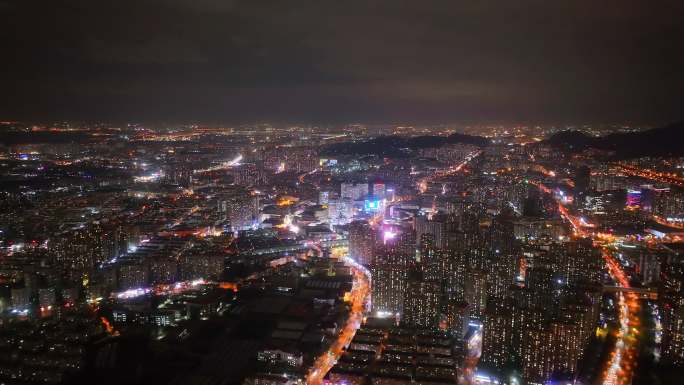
(544, 121), (684, 158)
(321, 133), (490, 157)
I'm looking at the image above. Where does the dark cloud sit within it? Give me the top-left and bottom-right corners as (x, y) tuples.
(1, 0), (682, 124)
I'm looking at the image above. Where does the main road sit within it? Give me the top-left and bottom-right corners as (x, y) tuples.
(601, 251), (640, 385)
(616, 163), (684, 188)
(417, 149), (482, 193)
(531, 178), (641, 385)
(306, 256), (371, 385)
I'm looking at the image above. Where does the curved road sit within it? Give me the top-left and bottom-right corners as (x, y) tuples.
(306, 257), (371, 385)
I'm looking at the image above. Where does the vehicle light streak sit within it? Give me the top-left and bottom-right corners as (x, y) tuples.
(306, 256), (371, 385)
(416, 150), (481, 194)
(617, 164), (684, 187)
(532, 176), (640, 385)
(601, 252), (640, 385)
(193, 154), (243, 174)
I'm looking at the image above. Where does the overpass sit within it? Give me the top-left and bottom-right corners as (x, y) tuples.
(602, 285), (658, 300)
(616, 163), (684, 188)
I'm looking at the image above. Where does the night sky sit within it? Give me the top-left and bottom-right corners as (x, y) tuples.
(1, 0), (682, 124)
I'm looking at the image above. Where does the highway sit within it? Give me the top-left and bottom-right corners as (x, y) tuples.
(616, 163), (684, 188)
(601, 251), (640, 385)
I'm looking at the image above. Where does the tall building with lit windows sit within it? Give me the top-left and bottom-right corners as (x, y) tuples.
(464, 268), (488, 319)
(402, 277), (441, 329)
(519, 317), (586, 383)
(218, 188), (259, 232)
(443, 242), (466, 288)
(521, 325), (554, 383)
(561, 239), (602, 285)
(482, 297), (516, 369)
(227, 163), (266, 186)
(485, 212), (519, 300)
(370, 226), (415, 317)
(341, 182), (368, 200)
(661, 264), (684, 366)
(414, 213), (452, 249)
(372, 181), (386, 200)
(371, 255), (408, 316)
(549, 320), (583, 376)
(418, 234), (442, 282)
(348, 220), (376, 266)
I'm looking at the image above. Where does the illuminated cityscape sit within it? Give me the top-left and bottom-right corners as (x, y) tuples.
(1, 2), (684, 385)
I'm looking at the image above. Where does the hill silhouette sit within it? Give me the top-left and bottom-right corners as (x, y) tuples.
(544, 121), (684, 158)
(321, 133), (490, 157)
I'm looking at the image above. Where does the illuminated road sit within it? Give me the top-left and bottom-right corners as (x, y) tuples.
(298, 168), (319, 184)
(531, 178), (640, 384)
(417, 150), (481, 193)
(653, 215), (684, 229)
(557, 203), (586, 234)
(529, 180), (596, 236)
(462, 324), (483, 385)
(601, 251), (640, 385)
(193, 154), (243, 174)
(306, 257), (371, 385)
(617, 163), (684, 188)
(169, 204), (200, 229)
